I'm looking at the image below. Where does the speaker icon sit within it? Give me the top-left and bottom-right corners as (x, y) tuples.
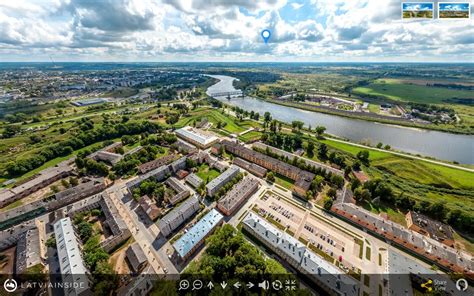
(258, 280), (270, 290)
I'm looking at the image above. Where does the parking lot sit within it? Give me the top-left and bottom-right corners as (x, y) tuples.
(254, 191), (388, 279)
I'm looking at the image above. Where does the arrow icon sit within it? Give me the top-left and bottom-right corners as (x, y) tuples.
(246, 282), (254, 289)
(220, 281), (227, 289)
(233, 282), (241, 289)
(207, 282), (214, 289)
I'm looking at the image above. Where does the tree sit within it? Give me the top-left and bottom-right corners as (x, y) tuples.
(306, 141), (315, 158)
(45, 236), (56, 248)
(384, 145), (391, 150)
(327, 188), (337, 198)
(264, 112), (272, 123)
(315, 126), (326, 138)
(356, 150), (370, 166)
(291, 120), (304, 132)
(78, 221), (93, 241)
(330, 174), (344, 189)
(311, 175), (324, 191)
(323, 197), (333, 210)
(354, 188), (371, 201)
(376, 142), (383, 149)
(318, 143), (328, 159)
(266, 172), (275, 183)
(3, 125), (20, 138)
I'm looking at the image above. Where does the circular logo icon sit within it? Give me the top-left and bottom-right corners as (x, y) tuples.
(456, 278), (468, 291)
(4, 279), (17, 293)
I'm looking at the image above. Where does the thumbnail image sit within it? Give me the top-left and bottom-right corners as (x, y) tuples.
(439, 2), (470, 18)
(402, 2), (434, 18)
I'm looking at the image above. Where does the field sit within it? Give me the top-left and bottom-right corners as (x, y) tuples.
(176, 108), (259, 134)
(402, 11), (433, 18)
(274, 173), (295, 190)
(195, 163), (221, 182)
(238, 130), (262, 142)
(439, 11), (469, 18)
(353, 79), (473, 104)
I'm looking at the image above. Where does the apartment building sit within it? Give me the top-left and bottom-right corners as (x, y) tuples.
(205, 165), (240, 197)
(217, 177), (259, 216)
(54, 217), (90, 296)
(158, 196), (200, 237)
(222, 141), (314, 196)
(242, 213), (359, 296)
(172, 209), (223, 260)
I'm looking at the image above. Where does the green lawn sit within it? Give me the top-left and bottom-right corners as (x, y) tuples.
(320, 138), (474, 191)
(372, 157), (474, 190)
(368, 104), (380, 114)
(195, 164), (221, 182)
(361, 200), (407, 226)
(274, 173), (295, 190)
(175, 109), (259, 134)
(1, 140), (108, 188)
(321, 139), (390, 160)
(353, 79), (473, 104)
(238, 131), (262, 143)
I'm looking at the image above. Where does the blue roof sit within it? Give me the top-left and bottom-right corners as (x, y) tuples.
(173, 209), (223, 258)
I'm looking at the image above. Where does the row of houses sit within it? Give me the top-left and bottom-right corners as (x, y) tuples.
(138, 154), (176, 174)
(222, 140), (314, 196)
(88, 142), (124, 165)
(158, 196), (200, 237)
(172, 209), (224, 260)
(15, 226), (45, 274)
(0, 161), (73, 208)
(217, 177), (259, 216)
(205, 165), (240, 197)
(232, 157), (267, 178)
(0, 178), (106, 231)
(332, 203), (473, 277)
(54, 217), (91, 296)
(68, 193), (131, 252)
(252, 142), (343, 176)
(165, 177), (191, 205)
(242, 212), (360, 296)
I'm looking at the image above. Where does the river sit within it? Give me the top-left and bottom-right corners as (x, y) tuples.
(206, 75), (474, 164)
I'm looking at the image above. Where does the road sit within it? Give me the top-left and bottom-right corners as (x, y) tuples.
(107, 184), (178, 275)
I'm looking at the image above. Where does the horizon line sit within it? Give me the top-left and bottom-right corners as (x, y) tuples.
(1, 61), (474, 64)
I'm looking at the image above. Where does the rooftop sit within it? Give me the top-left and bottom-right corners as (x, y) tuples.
(173, 208), (223, 258)
(243, 212), (359, 296)
(176, 126), (219, 146)
(206, 165), (240, 191)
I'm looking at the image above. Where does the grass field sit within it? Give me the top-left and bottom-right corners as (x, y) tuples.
(360, 200), (407, 226)
(238, 130), (262, 143)
(353, 79), (473, 104)
(274, 173), (295, 190)
(195, 164), (221, 182)
(175, 108), (258, 134)
(372, 157), (474, 190)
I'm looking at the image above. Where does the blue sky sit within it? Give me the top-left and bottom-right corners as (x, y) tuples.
(0, 0), (473, 62)
(439, 3), (470, 11)
(402, 3), (433, 11)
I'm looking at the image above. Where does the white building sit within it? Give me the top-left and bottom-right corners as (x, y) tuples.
(175, 126), (219, 149)
(54, 217), (90, 296)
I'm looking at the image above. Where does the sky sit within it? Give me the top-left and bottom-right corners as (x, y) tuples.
(402, 3), (433, 11)
(0, 0), (473, 62)
(439, 3), (470, 11)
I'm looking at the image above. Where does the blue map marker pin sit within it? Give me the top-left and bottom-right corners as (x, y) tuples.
(261, 29), (271, 44)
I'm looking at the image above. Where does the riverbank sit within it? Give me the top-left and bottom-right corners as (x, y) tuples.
(256, 96), (473, 135)
(207, 75), (473, 164)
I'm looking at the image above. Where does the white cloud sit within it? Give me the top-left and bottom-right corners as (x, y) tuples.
(0, 0), (472, 62)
